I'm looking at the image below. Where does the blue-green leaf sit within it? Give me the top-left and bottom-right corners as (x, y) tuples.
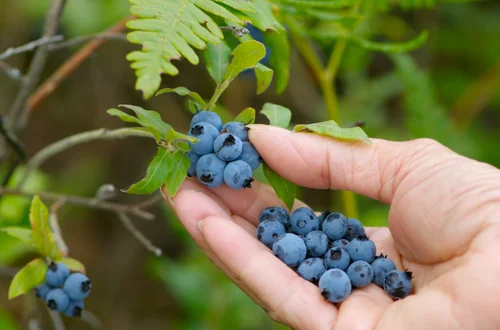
(254, 63), (274, 94)
(124, 148), (171, 194)
(262, 163), (296, 210)
(294, 120), (370, 143)
(8, 258), (47, 299)
(261, 103), (292, 128)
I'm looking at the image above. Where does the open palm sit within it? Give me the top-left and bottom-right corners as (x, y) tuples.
(168, 125), (500, 330)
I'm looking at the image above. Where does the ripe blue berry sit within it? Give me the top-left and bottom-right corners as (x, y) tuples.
(347, 261), (374, 288)
(331, 239), (349, 249)
(290, 207), (320, 236)
(383, 270), (413, 300)
(190, 110), (222, 131)
(304, 230), (328, 257)
(63, 273), (92, 300)
(187, 151), (200, 177)
(236, 142), (262, 170)
(298, 258), (327, 283)
(46, 262), (70, 287)
(196, 153), (226, 187)
(272, 233), (307, 267)
(371, 254), (396, 287)
(345, 235), (376, 263)
(64, 300), (84, 317)
(256, 220), (286, 248)
(221, 122), (249, 141)
(322, 212), (348, 240)
(223, 160), (254, 189)
(319, 269), (352, 303)
(214, 133), (243, 161)
(317, 210), (330, 227)
(344, 218), (365, 241)
(323, 247), (350, 270)
(46, 288), (70, 312)
(259, 206), (290, 229)
(188, 122), (220, 155)
(35, 283), (52, 300)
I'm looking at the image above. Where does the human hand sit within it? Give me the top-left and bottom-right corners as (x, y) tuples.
(168, 125), (500, 330)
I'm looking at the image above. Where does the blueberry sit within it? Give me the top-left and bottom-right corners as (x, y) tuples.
(256, 220), (286, 248)
(214, 133), (243, 161)
(304, 230), (329, 257)
(290, 207), (320, 236)
(221, 122), (249, 141)
(35, 283), (52, 300)
(347, 261), (374, 288)
(223, 160), (254, 189)
(323, 247), (350, 270)
(63, 300), (84, 317)
(46, 262), (70, 287)
(46, 288), (70, 312)
(259, 206), (290, 229)
(187, 151), (200, 177)
(345, 234), (376, 263)
(344, 218), (365, 241)
(272, 233), (307, 267)
(331, 239), (350, 249)
(236, 142), (262, 170)
(190, 110), (222, 131)
(298, 258), (327, 283)
(318, 269), (352, 303)
(196, 153), (226, 187)
(188, 122), (220, 155)
(317, 210), (331, 227)
(322, 212), (347, 240)
(371, 254), (397, 287)
(63, 273), (92, 300)
(383, 270), (413, 300)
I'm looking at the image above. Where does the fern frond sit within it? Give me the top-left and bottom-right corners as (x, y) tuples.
(126, 0), (255, 99)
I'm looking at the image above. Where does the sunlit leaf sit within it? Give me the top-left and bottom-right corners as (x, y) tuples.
(294, 120), (370, 143)
(234, 107), (256, 125)
(254, 63), (274, 94)
(156, 87), (207, 108)
(29, 196), (61, 261)
(0, 227), (33, 247)
(60, 257), (86, 273)
(9, 258), (47, 299)
(261, 103), (292, 128)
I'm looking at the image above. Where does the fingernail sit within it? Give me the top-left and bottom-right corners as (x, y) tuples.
(197, 220), (204, 232)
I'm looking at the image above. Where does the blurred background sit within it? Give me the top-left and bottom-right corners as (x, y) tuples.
(0, 0), (499, 329)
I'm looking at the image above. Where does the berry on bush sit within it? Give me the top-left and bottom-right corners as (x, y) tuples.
(272, 233), (307, 267)
(345, 235), (376, 263)
(304, 230), (328, 257)
(223, 160), (254, 189)
(383, 270), (413, 300)
(196, 153), (226, 187)
(323, 247), (350, 271)
(187, 151), (200, 177)
(64, 300), (84, 317)
(290, 207), (320, 236)
(188, 122), (219, 155)
(46, 288), (70, 312)
(46, 262), (70, 287)
(214, 133), (243, 161)
(346, 261), (374, 288)
(319, 269), (352, 303)
(344, 218), (365, 241)
(256, 220), (286, 248)
(63, 273), (92, 300)
(322, 212), (348, 240)
(237, 142), (262, 170)
(298, 258), (327, 283)
(371, 254), (396, 287)
(259, 206), (290, 229)
(221, 121), (249, 141)
(35, 282), (52, 300)
(190, 110), (222, 131)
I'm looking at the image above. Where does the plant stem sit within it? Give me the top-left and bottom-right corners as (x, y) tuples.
(206, 80), (229, 111)
(49, 199), (69, 256)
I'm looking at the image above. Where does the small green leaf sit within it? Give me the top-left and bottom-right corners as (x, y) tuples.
(293, 121), (371, 143)
(224, 40), (266, 82)
(263, 31), (290, 94)
(165, 129), (199, 144)
(0, 227), (33, 246)
(60, 257), (86, 273)
(165, 152), (190, 197)
(254, 63), (274, 94)
(9, 258), (47, 299)
(29, 196), (61, 260)
(262, 163), (296, 210)
(124, 148), (171, 195)
(187, 100), (201, 114)
(261, 103), (292, 128)
(234, 107), (256, 125)
(117, 105), (172, 142)
(156, 87), (207, 108)
(205, 41), (232, 84)
(107, 109), (143, 125)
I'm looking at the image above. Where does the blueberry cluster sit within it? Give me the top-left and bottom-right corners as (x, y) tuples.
(257, 208), (413, 303)
(187, 111), (262, 189)
(35, 262), (92, 317)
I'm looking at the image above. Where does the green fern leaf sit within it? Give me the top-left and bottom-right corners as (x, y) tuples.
(126, 0), (255, 99)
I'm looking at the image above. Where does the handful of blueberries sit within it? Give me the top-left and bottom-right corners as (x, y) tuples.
(257, 207), (413, 303)
(187, 110), (262, 189)
(35, 262), (92, 317)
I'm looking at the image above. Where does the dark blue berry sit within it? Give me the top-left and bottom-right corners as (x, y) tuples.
(290, 207), (320, 236)
(63, 273), (92, 301)
(256, 220), (286, 248)
(331, 239), (349, 249)
(64, 300), (84, 317)
(214, 133), (243, 161)
(323, 247), (350, 270)
(345, 235), (376, 263)
(298, 258), (327, 283)
(384, 270), (413, 300)
(347, 261), (374, 288)
(46, 288), (70, 312)
(187, 151), (200, 177)
(319, 269), (352, 303)
(322, 212), (347, 240)
(236, 142), (262, 170)
(196, 153), (226, 187)
(35, 282), (51, 300)
(223, 160), (254, 189)
(190, 111), (222, 131)
(46, 262), (70, 287)
(221, 122), (249, 141)
(259, 206), (290, 229)
(188, 122), (219, 155)
(272, 233), (307, 267)
(344, 218), (365, 241)
(371, 254), (396, 287)
(304, 230), (329, 257)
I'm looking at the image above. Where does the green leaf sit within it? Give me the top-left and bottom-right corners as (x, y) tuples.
(262, 163), (296, 210)
(263, 30), (290, 94)
(234, 107), (256, 125)
(0, 227), (33, 246)
(156, 87), (207, 108)
(294, 120), (371, 143)
(166, 129), (199, 144)
(254, 63), (274, 94)
(107, 108), (143, 125)
(205, 41), (232, 84)
(124, 148), (171, 194)
(165, 151), (190, 197)
(117, 105), (171, 141)
(243, 0), (285, 32)
(224, 40), (266, 82)
(261, 103), (292, 128)
(29, 196), (61, 260)
(9, 258), (47, 299)
(60, 257), (86, 273)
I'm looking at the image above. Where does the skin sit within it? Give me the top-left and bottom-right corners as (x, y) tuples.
(167, 124), (500, 330)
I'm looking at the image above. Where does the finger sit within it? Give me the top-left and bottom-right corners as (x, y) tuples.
(249, 125), (500, 263)
(199, 215), (338, 330)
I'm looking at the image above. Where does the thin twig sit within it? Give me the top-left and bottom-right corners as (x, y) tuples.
(0, 35), (64, 61)
(26, 15), (133, 113)
(50, 198), (69, 256)
(132, 193), (163, 209)
(0, 60), (22, 81)
(117, 212), (162, 256)
(7, 0), (67, 132)
(47, 308), (65, 330)
(48, 32), (127, 51)
(0, 116), (28, 160)
(18, 127), (155, 189)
